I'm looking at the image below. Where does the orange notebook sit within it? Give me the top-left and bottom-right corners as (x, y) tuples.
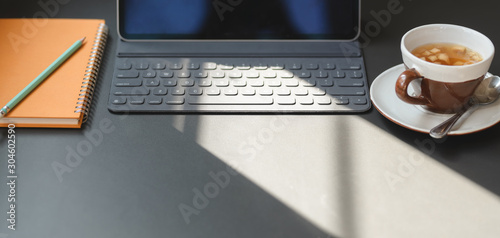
(0, 19), (108, 128)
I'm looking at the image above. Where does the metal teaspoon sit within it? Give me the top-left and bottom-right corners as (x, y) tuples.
(430, 75), (500, 139)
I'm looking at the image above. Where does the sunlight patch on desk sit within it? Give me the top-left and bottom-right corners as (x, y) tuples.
(191, 115), (500, 238)
(171, 115), (187, 133)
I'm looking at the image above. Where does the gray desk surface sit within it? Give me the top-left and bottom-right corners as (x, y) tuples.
(1, 0), (500, 237)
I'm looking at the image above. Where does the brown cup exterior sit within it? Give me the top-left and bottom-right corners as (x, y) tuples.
(396, 68), (483, 114)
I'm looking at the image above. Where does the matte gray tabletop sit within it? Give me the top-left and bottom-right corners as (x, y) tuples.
(1, 0), (500, 237)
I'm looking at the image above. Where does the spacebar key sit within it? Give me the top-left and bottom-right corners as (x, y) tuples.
(188, 97), (273, 105)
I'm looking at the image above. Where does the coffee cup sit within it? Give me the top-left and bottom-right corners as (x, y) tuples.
(395, 24), (494, 114)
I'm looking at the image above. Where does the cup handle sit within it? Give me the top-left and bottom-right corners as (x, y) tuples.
(395, 68), (429, 105)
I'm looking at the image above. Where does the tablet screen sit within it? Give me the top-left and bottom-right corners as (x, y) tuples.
(119, 0), (360, 40)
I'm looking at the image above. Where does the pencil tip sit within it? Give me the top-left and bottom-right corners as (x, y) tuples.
(80, 37), (86, 43)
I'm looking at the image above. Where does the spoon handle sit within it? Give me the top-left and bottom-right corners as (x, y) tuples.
(429, 103), (478, 139)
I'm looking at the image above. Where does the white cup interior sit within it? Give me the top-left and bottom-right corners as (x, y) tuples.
(401, 24), (494, 83)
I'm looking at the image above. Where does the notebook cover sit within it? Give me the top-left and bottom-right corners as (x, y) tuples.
(0, 18), (106, 128)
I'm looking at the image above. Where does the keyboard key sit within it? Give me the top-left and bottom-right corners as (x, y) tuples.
(294, 88), (308, 96)
(114, 88), (149, 96)
(340, 64), (361, 70)
(298, 97), (314, 105)
(165, 97), (185, 105)
(148, 97), (163, 105)
(263, 71), (277, 78)
(223, 88), (238, 96)
(353, 97), (368, 105)
(333, 97), (349, 105)
(333, 71), (346, 78)
(270, 63), (285, 70)
(236, 63), (251, 70)
(319, 79), (333, 87)
(203, 62), (217, 70)
(117, 62), (132, 70)
(153, 88), (168, 95)
(315, 71), (329, 78)
(211, 72), (225, 78)
(267, 80), (281, 87)
(145, 79), (160, 87)
(279, 71), (294, 78)
(305, 63), (319, 70)
(187, 63), (200, 70)
(180, 79), (195, 87)
(130, 98), (145, 105)
(159, 71), (174, 78)
(198, 79), (212, 87)
(311, 88), (326, 96)
(348, 71), (364, 78)
(194, 71), (208, 78)
(298, 72), (311, 78)
(111, 97), (127, 105)
(169, 63), (183, 70)
(276, 97), (296, 105)
(283, 79), (299, 87)
(134, 62), (149, 70)
(215, 79), (229, 87)
(172, 88), (185, 95)
(276, 88), (291, 96)
(336, 79), (364, 87)
(302, 79), (316, 87)
(254, 63), (268, 70)
(206, 88), (221, 96)
(258, 88), (273, 96)
(316, 97), (331, 105)
(152, 62), (166, 70)
(164, 79), (177, 87)
(188, 88), (203, 95)
(289, 63), (302, 70)
(232, 80), (247, 87)
(229, 72), (243, 78)
(249, 80), (264, 87)
(115, 79), (142, 87)
(143, 71), (156, 78)
(178, 72), (191, 78)
(241, 88), (256, 96)
(220, 64), (234, 70)
(245, 71), (260, 78)
(327, 87), (365, 96)
(188, 97), (273, 105)
(322, 63), (336, 70)
(117, 71), (139, 78)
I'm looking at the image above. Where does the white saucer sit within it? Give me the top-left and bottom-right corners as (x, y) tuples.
(370, 64), (500, 135)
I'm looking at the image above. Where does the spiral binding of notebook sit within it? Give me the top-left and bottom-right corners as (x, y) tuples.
(75, 23), (109, 122)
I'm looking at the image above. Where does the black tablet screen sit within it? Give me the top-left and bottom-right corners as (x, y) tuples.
(119, 0), (359, 40)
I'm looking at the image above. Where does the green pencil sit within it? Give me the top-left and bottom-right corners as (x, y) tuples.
(0, 37), (86, 119)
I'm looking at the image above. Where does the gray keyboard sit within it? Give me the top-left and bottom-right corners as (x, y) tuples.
(108, 58), (371, 113)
